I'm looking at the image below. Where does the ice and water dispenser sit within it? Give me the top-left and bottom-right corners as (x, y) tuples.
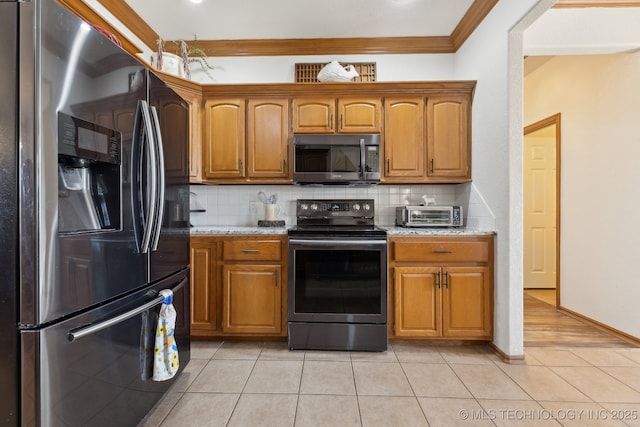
(57, 112), (121, 234)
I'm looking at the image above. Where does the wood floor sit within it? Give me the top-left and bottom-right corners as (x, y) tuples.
(524, 290), (637, 348)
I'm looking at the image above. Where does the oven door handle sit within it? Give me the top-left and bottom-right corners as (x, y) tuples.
(289, 239), (387, 246)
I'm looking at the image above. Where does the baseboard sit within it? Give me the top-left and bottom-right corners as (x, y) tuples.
(489, 342), (525, 364)
(557, 306), (640, 346)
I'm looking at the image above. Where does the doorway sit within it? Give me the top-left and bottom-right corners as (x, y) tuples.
(523, 114), (560, 307)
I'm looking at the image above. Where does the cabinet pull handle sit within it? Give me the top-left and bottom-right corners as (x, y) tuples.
(430, 158), (434, 174)
(340, 114), (343, 130)
(436, 271), (441, 289)
(432, 250), (452, 254)
(445, 271), (449, 289)
(387, 159), (390, 173)
(330, 114), (333, 130)
(282, 159), (286, 172)
(275, 270), (279, 287)
(239, 159), (243, 173)
(241, 249), (260, 254)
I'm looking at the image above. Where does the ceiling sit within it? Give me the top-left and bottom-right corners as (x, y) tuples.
(126, 0), (475, 41)
(67, 0), (640, 58)
(88, 0), (497, 56)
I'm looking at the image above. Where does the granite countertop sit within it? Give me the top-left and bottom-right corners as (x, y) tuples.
(190, 225), (288, 235)
(382, 226), (495, 236)
(191, 225), (494, 236)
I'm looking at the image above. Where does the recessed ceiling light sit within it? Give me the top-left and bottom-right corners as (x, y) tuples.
(189, 0), (203, 4)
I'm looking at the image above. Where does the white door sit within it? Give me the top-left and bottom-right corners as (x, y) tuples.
(523, 123), (557, 289)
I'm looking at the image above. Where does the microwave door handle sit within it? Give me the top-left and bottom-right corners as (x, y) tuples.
(149, 106), (165, 251)
(359, 138), (366, 177)
(139, 100), (158, 254)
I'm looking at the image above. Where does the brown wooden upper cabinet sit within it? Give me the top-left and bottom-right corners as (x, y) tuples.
(203, 97), (290, 183)
(175, 88), (203, 183)
(292, 97), (382, 133)
(247, 99), (290, 179)
(383, 96), (425, 180)
(427, 95), (470, 179)
(383, 94), (471, 183)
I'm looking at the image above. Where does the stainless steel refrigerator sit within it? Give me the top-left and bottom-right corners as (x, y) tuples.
(0, 1), (191, 425)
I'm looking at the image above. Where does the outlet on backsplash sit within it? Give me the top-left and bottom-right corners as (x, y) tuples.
(249, 201), (258, 214)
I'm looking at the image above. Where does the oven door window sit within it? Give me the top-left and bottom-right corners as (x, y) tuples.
(293, 248), (381, 315)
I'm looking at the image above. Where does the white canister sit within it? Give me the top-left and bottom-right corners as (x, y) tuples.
(265, 204), (279, 221)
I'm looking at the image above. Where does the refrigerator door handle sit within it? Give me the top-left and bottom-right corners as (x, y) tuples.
(149, 106), (165, 251)
(134, 100), (158, 254)
(67, 276), (187, 342)
(131, 100), (145, 252)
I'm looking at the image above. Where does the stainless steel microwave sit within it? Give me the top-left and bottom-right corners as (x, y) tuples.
(293, 134), (381, 185)
(396, 205), (463, 227)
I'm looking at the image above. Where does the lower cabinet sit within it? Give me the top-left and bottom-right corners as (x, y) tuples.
(389, 236), (494, 340)
(190, 235), (287, 338)
(222, 264), (282, 334)
(190, 237), (219, 333)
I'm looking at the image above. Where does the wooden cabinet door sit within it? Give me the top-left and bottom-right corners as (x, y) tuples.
(337, 98), (382, 133)
(393, 267), (441, 337)
(204, 98), (246, 179)
(222, 264), (282, 334)
(171, 86), (203, 183)
(383, 97), (425, 180)
(190, 239), (219, 332)
(155, 95), (190, 182)
(426, 95), (470, 179)
(442, 266), (492, 338)
(292, 98), (335, 133)
(247, 98), (290, 179)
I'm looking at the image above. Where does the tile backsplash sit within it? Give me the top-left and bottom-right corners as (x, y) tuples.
(189, 183), (495, 230)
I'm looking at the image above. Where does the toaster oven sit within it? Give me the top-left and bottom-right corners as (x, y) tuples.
(395, 206), (463, 228)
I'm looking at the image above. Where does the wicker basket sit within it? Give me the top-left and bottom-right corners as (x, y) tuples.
(295, 62), (376, 83)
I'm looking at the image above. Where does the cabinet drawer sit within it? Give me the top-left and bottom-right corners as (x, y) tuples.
(223, 240), (282, 261)
(391, 239), (489, 263)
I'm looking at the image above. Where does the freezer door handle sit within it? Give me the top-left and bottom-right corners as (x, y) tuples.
(149, 105), (165, 251)
(67, 276), (187, 342)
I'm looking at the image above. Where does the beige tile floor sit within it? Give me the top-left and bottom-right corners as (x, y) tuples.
(140, 341), (640, 427)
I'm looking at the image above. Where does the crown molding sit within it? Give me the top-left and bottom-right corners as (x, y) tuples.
(451, 0), (499, 50)
(56, 0), (140, 54)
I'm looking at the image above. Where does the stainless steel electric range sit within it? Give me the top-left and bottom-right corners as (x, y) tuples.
(287, 199), (388, 352)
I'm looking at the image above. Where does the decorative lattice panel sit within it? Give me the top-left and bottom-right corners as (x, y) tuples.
(295, 62), (376, 83)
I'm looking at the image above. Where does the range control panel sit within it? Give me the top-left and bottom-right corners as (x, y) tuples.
(296, 199), (374, 218)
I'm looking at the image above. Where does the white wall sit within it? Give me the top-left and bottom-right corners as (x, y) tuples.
(452, 0), (546, 356)
(189, 54), (456, 84)
(524, 53), (640, 339)
(524, 8), (640, 56)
